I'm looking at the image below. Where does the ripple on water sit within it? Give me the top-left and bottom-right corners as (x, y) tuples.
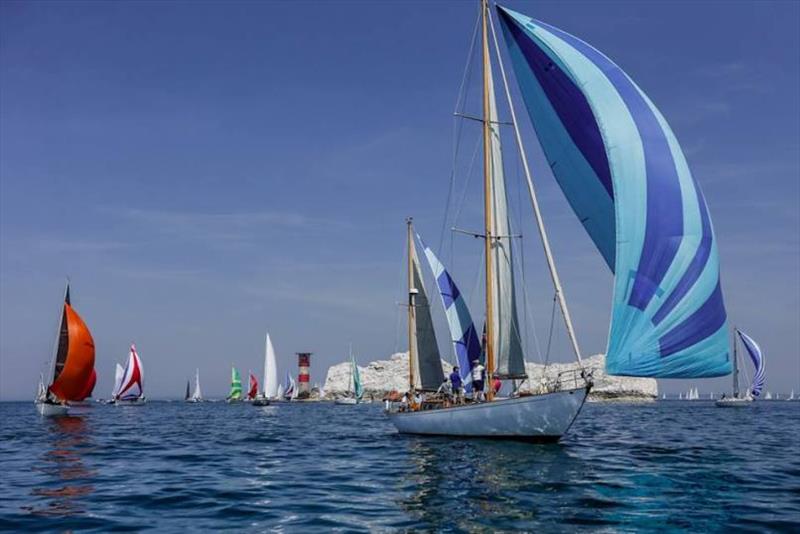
(0, 401), (798, 531)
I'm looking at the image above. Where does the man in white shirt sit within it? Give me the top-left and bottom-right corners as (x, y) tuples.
(471, 359), (485, 402)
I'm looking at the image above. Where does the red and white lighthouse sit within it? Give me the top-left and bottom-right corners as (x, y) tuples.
(297, 352), (311, 398)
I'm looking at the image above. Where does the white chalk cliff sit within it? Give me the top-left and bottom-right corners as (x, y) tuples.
(322, 352), (657, 401)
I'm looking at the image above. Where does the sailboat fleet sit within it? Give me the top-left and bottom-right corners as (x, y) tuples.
(31, 4), (792, 451)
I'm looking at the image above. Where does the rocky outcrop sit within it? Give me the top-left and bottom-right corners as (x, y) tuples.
(322, 352), (657, 401)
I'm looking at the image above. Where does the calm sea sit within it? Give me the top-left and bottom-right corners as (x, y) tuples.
(0, 400), (798, 532)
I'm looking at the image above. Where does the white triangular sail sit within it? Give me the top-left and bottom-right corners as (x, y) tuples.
(111, 363), (125, 398)
(264, 333), (279, 399)
(192, 368), (202, 401)
(277, 383), (284, 399)
(486, 56), (526, 379)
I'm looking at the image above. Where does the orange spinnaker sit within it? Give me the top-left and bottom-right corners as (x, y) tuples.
(50, 305), (95, 401)
(76, 368), (97, 401)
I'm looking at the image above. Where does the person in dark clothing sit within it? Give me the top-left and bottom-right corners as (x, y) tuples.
(449, 366), (463, 404)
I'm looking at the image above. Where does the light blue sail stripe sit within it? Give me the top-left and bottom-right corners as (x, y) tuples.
(498, 6), (731, 378)
(418, 235), (479, 393)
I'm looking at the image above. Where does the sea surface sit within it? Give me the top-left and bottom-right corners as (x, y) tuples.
(0, 400), (798, 532)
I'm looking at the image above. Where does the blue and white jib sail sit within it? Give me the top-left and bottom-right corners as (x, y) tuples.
(497, 6), (731, 377)
(418, 236), (480, 392)
(737, 329), (765, 397)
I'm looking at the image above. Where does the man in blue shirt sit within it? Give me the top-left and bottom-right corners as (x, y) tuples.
(449, 366), (463, 404)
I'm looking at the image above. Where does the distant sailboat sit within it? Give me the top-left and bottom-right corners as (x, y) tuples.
(187, 368), (203, 402)
(247, 371), (258, 401)
(336, 346), (363, 405)
(276, 383), (285, 400)
(253, 332), (278, 406)
(717, 329), (764, 407)
(184, 380), (191, 402)
(35, 283), (96, 416)
(282, 372), (297, 401)
(765, 391), (773, 400)
(112, 344), (145, 404)
(227, 367), (243, 402)
(789, 390), (795, 401)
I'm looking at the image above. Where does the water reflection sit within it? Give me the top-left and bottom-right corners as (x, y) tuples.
(28, 414), (95, 517)
(399, 437), (588, 529)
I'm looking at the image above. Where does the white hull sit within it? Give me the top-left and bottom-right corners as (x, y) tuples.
(36, 401), (69, 416)
(387, 386), (588, 442)
(715, 397), (753, 407)
(335, 397), (358, 405)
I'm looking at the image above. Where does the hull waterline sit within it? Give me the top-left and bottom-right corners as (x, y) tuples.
(387, 386), (588, 442)
(36, 401), (69, 416)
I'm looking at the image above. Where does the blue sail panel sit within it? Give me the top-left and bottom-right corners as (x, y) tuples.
(737, 329), (765, 397)
(419, 235), (480, 393)
(497, 6), (731, 378)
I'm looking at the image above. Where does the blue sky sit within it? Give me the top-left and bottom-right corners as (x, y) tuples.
(1, 1), (798, 400)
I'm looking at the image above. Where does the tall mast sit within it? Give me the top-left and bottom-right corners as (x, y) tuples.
(487, 7), (584, 367)
(733, 328), (739, 397)
(407, 217), (417, 393)
(481, 0), (496, 401)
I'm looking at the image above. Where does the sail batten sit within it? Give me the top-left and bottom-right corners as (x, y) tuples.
(497, 5), (730, 378)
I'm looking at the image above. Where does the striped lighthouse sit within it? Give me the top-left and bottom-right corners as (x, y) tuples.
(297, 352), (311, 398)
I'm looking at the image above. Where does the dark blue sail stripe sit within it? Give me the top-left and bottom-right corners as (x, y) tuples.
(499, 10), (613, 199)
(532, 19), (684, 312)
(653, 189), (714, 325)
(658, 281), (726, 357)
(436, 270), (461, 309)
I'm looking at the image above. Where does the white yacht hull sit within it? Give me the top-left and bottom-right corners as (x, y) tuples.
(715, 397), (753, 407)
(335, 397), (358, 405)
(387, 386), (589, 442)
(113, 397), (146, 406)
(36, 401), (69, 416)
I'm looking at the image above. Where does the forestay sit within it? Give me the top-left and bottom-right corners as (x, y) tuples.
(497, 6), (730, 377)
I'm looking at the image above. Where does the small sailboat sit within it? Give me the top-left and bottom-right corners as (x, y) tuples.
(717, 329), (764, 407)
(765, 391), (773, 400)
(253, 332), (278, 406)
(35, 283), (96, 416)
(187, 368), (203, 402)
(282, 372), (297, 401)
(112, 344), (146, 404)
(335, 346), (363, 405)
(789, 390), (795, 401)
(246, 371), (258, 401)
(227, 367), (243, 402)
(276, 383), (285, 400)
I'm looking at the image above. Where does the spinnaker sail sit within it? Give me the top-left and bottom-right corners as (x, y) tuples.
(737, 329), (765, 397)
(419, 237), (480, 392)
(351, 353), (363, 401)
(248, 372), (258, 400)
(228, 367), (242, 400)
(116, 345), (144, 400)
(47, 285), (96, 401)
(497, 5), (730, 378)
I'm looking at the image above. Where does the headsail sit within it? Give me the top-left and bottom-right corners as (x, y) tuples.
(409, 229), (445, 391)
(248, 372), (258, 400)
(185, 380), (191, 401)
(116, 345), (144, 400)
(737, 329), (765, 398)
(497, 6), (730, 377)
(192, 368), (202, 401)
(486, 53), (526, 379)
(264, 333), (279, 399)
(229, 367), (242, 400)
(283, 372), (295, 400)
(48, 291), (96, 401)
(419, 236), (480, 391)
(112, 363), (125, 398)
(351, 354), (363, 401)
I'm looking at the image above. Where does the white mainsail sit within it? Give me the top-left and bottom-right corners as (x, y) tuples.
(111, 363), (125, 398)
(264, 333), (279, 399)
(192, 368), (202, 401)
(486, 54), (526, 379)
